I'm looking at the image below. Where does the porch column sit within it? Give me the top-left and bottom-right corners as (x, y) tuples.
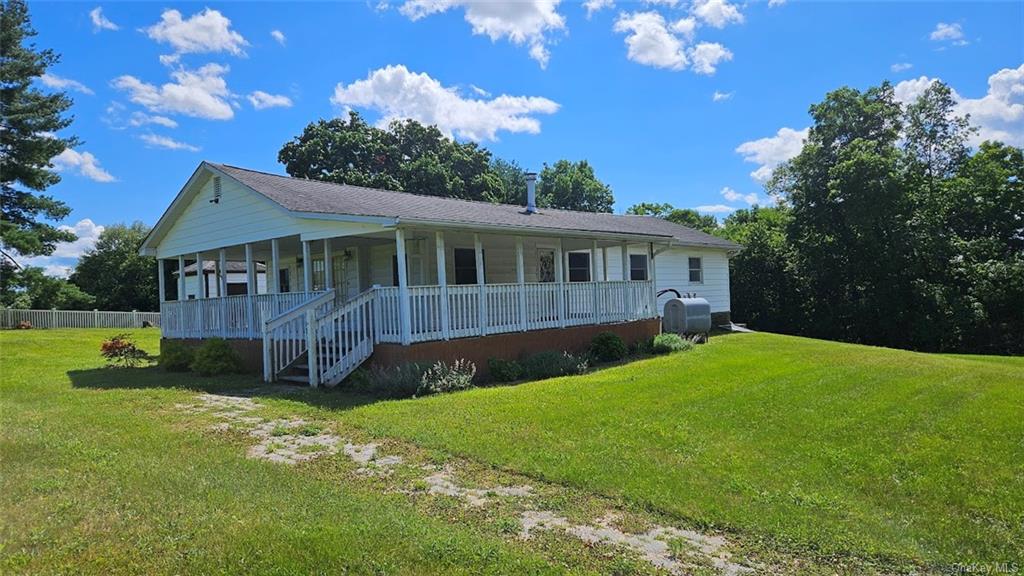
(218, 249), (228, 337)
(270, 238), (281, 294)
(323, 238), (333, 290)
(515, 236), (527, 332)
(395, 228), (411, 345)
(157, 259), (166, 303)
(602, 247), (609, 281)
(302, 240), (313, 292)
(195, 252), (205, 339)
(435, 231), (450, 340)
(474, 233), (487, 336)
(591, 240), (599, 324)
(555, 239), (566, 328)
(177, 254), (186, 337)
(245, 243), (256, 338)
(621, 241), (630, 321)
(649, 242), (658, 317)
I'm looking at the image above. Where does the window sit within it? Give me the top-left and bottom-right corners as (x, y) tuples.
(312, 257), (326, 291)
(567, 252), (590, 282)
(537, 249), (555, 282)
(453, 248), (481, 285)
(629, 254), (648, 281)
(688, 257), (703, 283)
(278, 269), (290, 293)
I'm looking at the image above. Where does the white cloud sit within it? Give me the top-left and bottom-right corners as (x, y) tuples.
(270, 29), (286, 45)
(21, 219), (105, 278)
(712, 90), (733, 102)
(39, 73), (94, 95)
(140, 133), (201, 152)
(145, 8), (248, 59)
(890, 62), (913, 73)
(895, 65), (1024, 147)
(247, 90), (293, 110)
(688, 42), (732, 75)
(768, 0), (786, 6)
(929, 22), (966, 44)
(469, 84), (491, 97)
(670, 17), (696, 41)
(112, 63), (234, 120)
(90, 7), (119, 32)
(720, 186), (761, 205)
(398, 0), (566, 68)
(735, 126), (809, 183)
(330, 64), (559, 142)
(583, 0), (613, 18)
(613, 11), (687, 71)
(693, 204), (735, 213)
(130, 112), (178, 128)
(52, 149), (116, 183)
(691, 0), (744, 29)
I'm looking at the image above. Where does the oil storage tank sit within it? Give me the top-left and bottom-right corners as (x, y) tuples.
(662, 297), (712, 334)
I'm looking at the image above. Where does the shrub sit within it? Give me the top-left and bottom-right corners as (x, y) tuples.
(349, 362), (429, 399)
(417, 359), (476, 396)
(651, 333), (694, 354)
(160, 340), (194, 372)
(15, 320), (31, 329)
(630, 337), (654, 356)
(100, 333), (149, 368)
(590, 332), (627, 363)
(521, 350), (589, 380)
(488, 357), (523, 383)
(190, 338), (243, 376)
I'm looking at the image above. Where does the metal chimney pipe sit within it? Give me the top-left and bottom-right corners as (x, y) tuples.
(525, 172), (537, 214)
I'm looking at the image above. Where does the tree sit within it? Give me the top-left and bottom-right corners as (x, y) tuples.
(627, 203), (719, 233)
(537, 160), (614, 213)
(278, 112), (501, 201)
(0, 265), (94, 310)
(486, 157), (528, 205)
(70, 222), (158, 311)
(0, 0), (79, 259)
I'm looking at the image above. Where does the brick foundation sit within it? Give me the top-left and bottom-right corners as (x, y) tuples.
(371, 318), (662, 379)
(711, 311), (731, 326)
(161, 337), (264, 374)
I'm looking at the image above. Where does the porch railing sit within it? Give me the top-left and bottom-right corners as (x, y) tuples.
(161, 291), (328, 339)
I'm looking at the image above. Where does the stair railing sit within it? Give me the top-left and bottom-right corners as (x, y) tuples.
(310, 289), (376, 387)
(261, 290), (336, 383)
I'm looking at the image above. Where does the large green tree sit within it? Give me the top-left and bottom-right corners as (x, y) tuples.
(0, 0), (78, 259)
(537, 160), (614, 213)
(70, 222), (158, 311)
(626, 202), (719, 233)
(0, 263), (94, 310)
(278, 112), (501, 201)
(486, 157), (528, 205)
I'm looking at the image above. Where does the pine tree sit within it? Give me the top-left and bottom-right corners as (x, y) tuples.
(1, 0), (79, 259)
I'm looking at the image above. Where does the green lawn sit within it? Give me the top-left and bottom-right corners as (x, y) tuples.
(338, 332), (1024, 567)
(2, 329), (1021, 574)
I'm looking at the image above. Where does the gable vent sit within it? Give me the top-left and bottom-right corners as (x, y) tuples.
(211, 176), (222, 204)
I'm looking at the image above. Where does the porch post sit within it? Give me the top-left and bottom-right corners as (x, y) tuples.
(395, 228), (411, 345)
(218, 248), (228, 337)
(177, 254), (186, 337)
(515, 236), (527, 332)
(591, 240), (599, 324)
(302, 240), (313, 292)
(245, 243), (256, 338)
(323, 238), (333, 291)
(435, 231), (450, 340)
(555, 238), (566, 328)
(602, 247), (609, 281)
(474, 233), (487, 336)
(157, 259), (166, 303)
(195, 252), (205, 338)
(649, 242), (658, 318)
(621, 241), (630, 321)
(270, 238), (281, 294)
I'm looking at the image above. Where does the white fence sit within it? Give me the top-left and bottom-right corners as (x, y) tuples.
(0, 308), (161, 329)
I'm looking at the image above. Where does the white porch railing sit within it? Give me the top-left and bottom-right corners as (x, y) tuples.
(161, 291), (328, 339)
(261, 290), (337, 383)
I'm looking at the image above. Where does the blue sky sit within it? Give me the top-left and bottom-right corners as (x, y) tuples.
(24, 1), (1024, 275)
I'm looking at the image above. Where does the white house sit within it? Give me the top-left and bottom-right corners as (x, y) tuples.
(140, 162), (740, 386)
(173, 260), (267, 299)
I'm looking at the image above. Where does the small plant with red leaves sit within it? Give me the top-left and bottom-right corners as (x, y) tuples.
(100, 333), (149, 368)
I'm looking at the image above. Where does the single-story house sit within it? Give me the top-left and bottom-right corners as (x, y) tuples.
(140, 161), (740, 386)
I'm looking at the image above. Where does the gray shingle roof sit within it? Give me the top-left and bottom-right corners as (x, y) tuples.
(211, 163), (740, 250)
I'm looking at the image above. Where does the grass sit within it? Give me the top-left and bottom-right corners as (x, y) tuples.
(337, 332), (1024, 568)
(3, 328), (1021, 574)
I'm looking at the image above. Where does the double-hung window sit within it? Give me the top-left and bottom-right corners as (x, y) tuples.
(453, 248), (481, 285)
(629, 254), (648, 281)
(688, 257), (703, 283)
(567, 252), (590, 282)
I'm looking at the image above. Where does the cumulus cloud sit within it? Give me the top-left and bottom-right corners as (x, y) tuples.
(52, 149), (116, 183)
(330, 64), (559, 142)
(693, 204), (735, 213)
(689, 42), (732, 75)
(583, 0), (613, 17)
(614, 12), (687, 70)
(90, 7), (118, 32)
(398, 0), (566, 68)
(712, 90), (733, 102)
(720, 186), (761, 205)
(929, 22), (967, 45)
(21, 219), (105, 278)
(145, 8), (248, 59)
(890, 62), (913, 73)
(247, 90), (293, 110)
(270, 29), (286, 45)
(895, 65), (1024, 147)
(140, 133), (201, 152)
(691, 0), (744, 29)
(112, 63), (234, 120)
(735, 126), (809, 183)
(40, 73), (94, 95)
